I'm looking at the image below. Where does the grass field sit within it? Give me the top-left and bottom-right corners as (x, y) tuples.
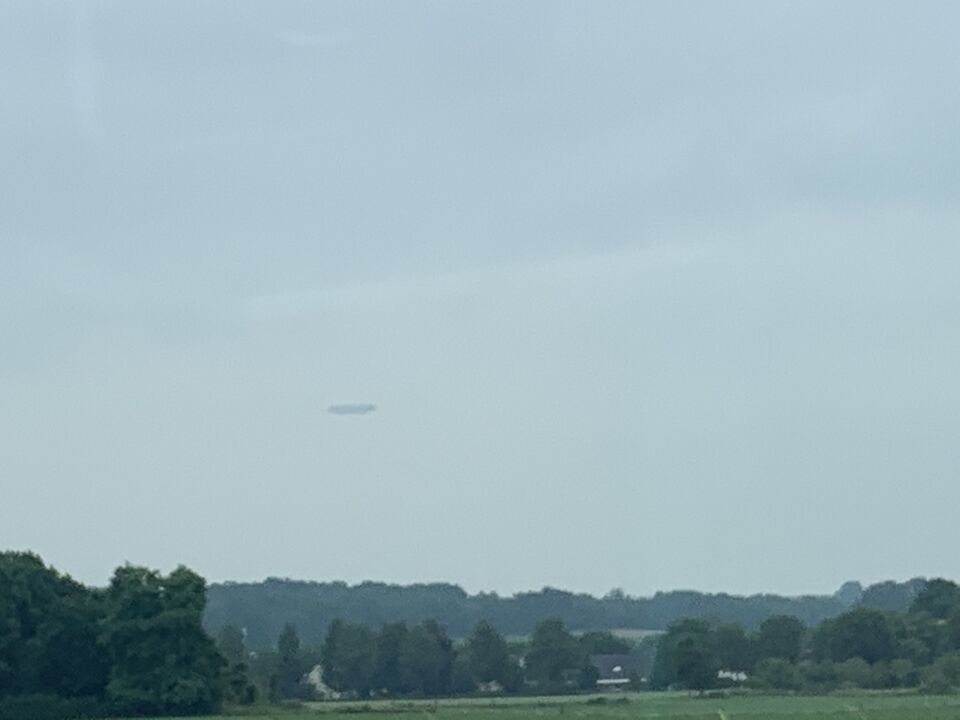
(213, 692), (960, 720)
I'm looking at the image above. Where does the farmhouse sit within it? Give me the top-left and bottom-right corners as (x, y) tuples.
(589, 654), (643, 689)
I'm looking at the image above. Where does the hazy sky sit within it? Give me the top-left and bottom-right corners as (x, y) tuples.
(3, 1), (960, 597)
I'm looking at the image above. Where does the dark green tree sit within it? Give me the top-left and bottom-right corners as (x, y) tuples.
(217, 624), (246, 666)
(650, 619), (713, 690)
(216, 624), (256, 704)
(578, 630), (630, 656)
(373, 622), (409, 695)
(101, 565), (225, 715)
(524, 619), (580, 687)
(270, 623), (306, 699)
(0, 551), (107, 699)
(812, 607), (898, 664)
(859, 579), (924, 613)
(674, 633), (717, 692)
(398, 621), (455, 696)
(465, 621), (511, 686)
(911, 579), (960, 620)
(322, 620), (376, 697)
(754, 615), (805, 664)
(751, 658), (802, 691)
(713, 623), (751, 671)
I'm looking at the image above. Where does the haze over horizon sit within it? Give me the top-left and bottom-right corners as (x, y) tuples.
(3, 1), (960, 598)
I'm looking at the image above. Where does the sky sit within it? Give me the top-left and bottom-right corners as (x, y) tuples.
(2, 1), (960, 598)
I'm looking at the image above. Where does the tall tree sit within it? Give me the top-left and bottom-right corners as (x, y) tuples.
(650, 619), (715, 690)
(466, 620), (511, 686)
(373, 622), (409, 695)
(398, 621), (455, 696)
(714, 623), (751, 671)
(0, 551), (107, 699)
(911, 579), (960, 620)
(674, 633), (717, 692)
(270, 623), (305, 699)
(217, 624), (246, 666)
(812, 607), (898, 664)
(322, 620), (376, 697)
(754, 615), (805, 664)
(524, 619), (579, 686)
(101, 565), (225, 716)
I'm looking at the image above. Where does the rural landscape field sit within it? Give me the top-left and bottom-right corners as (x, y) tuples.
(190, 694), (960, 720)
(6, 2), (960, 720)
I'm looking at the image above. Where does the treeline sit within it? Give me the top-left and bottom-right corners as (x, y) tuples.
(653, 579), (960, 693)
(4, 549), (951, 720)
(229, 617), (648, 700)
(205, 578), (922, 651)
(0, 552), (252, 719)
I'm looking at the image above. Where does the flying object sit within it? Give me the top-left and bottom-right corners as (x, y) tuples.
(327, 403), (377, 415)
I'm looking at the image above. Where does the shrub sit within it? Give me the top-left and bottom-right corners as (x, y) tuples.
(750, 658), (802, 691)
(0, 695), (123, 720)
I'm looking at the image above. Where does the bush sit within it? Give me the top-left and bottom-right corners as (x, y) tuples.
(922, 652), (960, 694)
(750, 658), (802, 691)
(834, 658), (874, 689)
(801, 661), (839, 693)
(0, 695), (122, 720)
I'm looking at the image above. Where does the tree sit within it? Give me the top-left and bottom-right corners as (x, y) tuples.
(524, 619), (580, 687)
(674, 633), (717, 692)
(373, 622), (409, 695)
(834, 657), (874, 688)
(398, 621), (455, 696)
(750, 658), (802, 691)
(271, 623), (306, 699)
(465, 621), (511, 686)
(650, 619), (714, 690)
(812, 608), (898, 664)
(900, 610), (945, 664)
(322, 620), (376, 697)
(859, 579), (924, 613)
(0, 551), (107, 699)
(922, 652), (960, 693)
(217, 625), (246, 666)
(911, 579), (960, 620)
(713, 624), (751, 671)
(223, 661), (257, 705)
(754, 615), (805, 664)
(101, 565), (225, 715)
(578, 630), (630, 656)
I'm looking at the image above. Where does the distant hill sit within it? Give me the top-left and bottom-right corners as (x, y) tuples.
(203, 577), (927, 651)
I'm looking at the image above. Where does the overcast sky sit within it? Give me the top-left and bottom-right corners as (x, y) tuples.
(2, 1), (960, 597)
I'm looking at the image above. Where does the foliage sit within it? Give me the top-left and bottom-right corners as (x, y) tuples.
(398, 621), (455, 696)
(0, 552), (237, 718)
(650, 619), (715, 690)
(713, 623), (751, 671)
(465, 621), (514, 686)
(216, 625), (246, 666)
(911, 579), (960, 620)
(203, 579), (860, 651)
(0, 552), (107, 700)
(524, 620), (580, 687)
(755, 615), (805, 663)
(322, 621), (376, 697)
(270, 624), (310, 700)
(812, 607), (898, 664)
(751, 658), (803, 691)
(859, 579), (925, 613)
(577, 630), (630, 656)
(101, 565), (226, 716)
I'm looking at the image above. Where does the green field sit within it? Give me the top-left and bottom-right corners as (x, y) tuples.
(212, 693), (960, 720)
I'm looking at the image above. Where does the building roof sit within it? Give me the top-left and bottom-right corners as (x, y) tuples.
(589, 654), (642, 681)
